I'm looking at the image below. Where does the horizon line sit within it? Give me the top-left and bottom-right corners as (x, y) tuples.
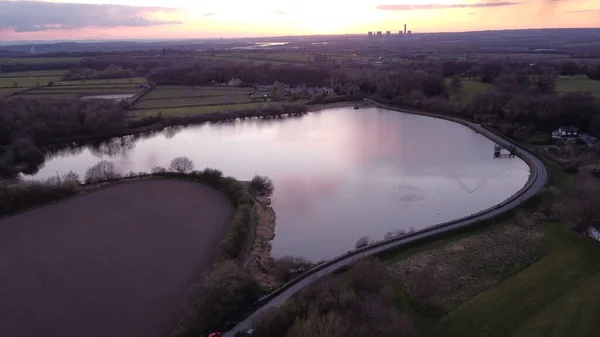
(1, 27), (598, 45)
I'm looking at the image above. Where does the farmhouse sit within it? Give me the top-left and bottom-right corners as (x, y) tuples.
(552, 126), (579, 139)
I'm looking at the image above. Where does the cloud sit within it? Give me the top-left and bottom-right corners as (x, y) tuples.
(377, 2), (521, 11)
(565, 9), (600, 13)
(203, 12), (217, 16)
(271, 11), (289, 15)
(0, 1), (181, 33)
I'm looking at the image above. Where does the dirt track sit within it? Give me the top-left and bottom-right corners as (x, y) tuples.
(0, 179), (233, 337)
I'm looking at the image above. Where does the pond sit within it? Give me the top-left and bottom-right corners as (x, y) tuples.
(30, 107), (530, 261)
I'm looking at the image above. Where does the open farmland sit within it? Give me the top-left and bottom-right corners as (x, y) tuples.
(134, 85), (267, 115)
(9, 78), (147, 99)
(0, 87), (29, 98)
(0, 75), (63, 88)
(0, 70), (67, 78)
(54, 77), (147, 86)
(0, 57), (82, 64)
(138, 102), (274, 116)
(0, 179), (232, 337)
(556, 76), (600, 99)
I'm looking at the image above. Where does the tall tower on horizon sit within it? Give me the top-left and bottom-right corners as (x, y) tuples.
(404, 24), (407, 36)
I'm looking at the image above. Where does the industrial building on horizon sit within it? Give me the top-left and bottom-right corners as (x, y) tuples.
(368, 24), (412, 39)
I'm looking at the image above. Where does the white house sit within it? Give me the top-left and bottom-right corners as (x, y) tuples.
(552, 126), (579, 139)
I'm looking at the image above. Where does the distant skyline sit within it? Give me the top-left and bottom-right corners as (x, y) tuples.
(0, 0), (599, 41)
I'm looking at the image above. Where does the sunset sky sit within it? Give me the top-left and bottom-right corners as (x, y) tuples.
(0, 0), (598, 41)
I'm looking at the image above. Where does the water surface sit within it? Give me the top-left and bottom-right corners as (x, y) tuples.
(31, 107), (530, 261)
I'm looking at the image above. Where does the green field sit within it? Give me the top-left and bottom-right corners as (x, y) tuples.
(556, 76), (600, 100)
(0, 70), (67, 78)
(54, 77), (147, 86)
(437, 223), (600, 337)
(136, 95), (252, 109)
(0, 76), (63, 88)
(447, 78), (494, 104)
(0, 87), (29, 98)
(137, 102), (274, 116)
(0, 57), (81, 64)
(143, 86), (250, 100)
(134, 85), (259, 112)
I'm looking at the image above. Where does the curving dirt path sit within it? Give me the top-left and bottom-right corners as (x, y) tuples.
(0, 179), (232, 337)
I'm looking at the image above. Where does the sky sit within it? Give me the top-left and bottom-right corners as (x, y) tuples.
(0, 0), (598, 41)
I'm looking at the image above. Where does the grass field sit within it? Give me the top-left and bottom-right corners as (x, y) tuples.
(0, 87), (29, 98)
(437, 223), (600, 337)
(448, 79), (494, 104)
(143, 86), (250, 100)
(136, 95), (252, 109)
(0, 76), (63, 88)
(0, 57), (81, 64)
(134, 85), (262, 114)
(0, 70), (67, 78)
(556, 76), (600, 100)
(54, 77), (147, 86)
(137, 102), (273, 116)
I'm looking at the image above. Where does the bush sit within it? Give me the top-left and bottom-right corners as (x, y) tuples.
(258, 259), (416, 337)
(11, 138), (44, 168)
(355, 236), (370, 249)
(190, 261), (260, 334)
(151, 166), (166, 174)
(217, 204), (252, 261)
(250, 175), (274, 197)
(85, 160), (119, 183)
(0, 180), (80, 216)
(273, 256), (312, 283)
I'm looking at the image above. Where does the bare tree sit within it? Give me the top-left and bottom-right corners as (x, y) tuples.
(62, 171), (80, 184)
(169, 157), (194, 174)
(151, 166), (167, 174)
(566, 170), (600, 233)
(85, 160), (119, 183)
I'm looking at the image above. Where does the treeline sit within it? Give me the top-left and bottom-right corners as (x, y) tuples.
(239, 259), (416, 337)
(0, 98), (128, 178)
(0, 60), (80, 73)
(62, 65), (137, 81)
(147, 62), (332, 87)
(0, 98), (128, 146)
(132, 103), (309, 131)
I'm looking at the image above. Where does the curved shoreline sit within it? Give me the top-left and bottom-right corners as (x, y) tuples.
(224, 100), (548, 336)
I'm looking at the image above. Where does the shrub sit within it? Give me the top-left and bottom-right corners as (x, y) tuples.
(151, 166), (166, 174)
(273, 256), (312, 283)
(11, 138), (44, 168)
(190, 261), (260, 334)
(0, 180), (80, 216)
(169, 156), (194, 173)
(250, 175), (274, 197)
(217, 204), (252, 261)
(355, 236), (370, 249)
(85, 160), (119, 183)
